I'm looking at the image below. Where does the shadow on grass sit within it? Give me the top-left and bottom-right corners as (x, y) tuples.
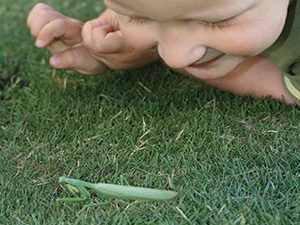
(50, 61), (294, 118)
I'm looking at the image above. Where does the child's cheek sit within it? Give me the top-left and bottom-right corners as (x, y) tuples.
(217, 20), (286, 57)
(238, 11), (287, 56)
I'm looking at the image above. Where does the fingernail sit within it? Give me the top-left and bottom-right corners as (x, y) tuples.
(35, 39), (46, 48)
(90, 19), (104, 28)
(50, 56), (62, 68)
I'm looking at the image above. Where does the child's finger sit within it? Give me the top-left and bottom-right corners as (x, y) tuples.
(35, 18), (83, 48)
(49, 46), (108, 75)
(92, 27), (126, 53)
(47, 39), (71, 54)
(82, 20), (125, 53)
(28, 11), (65, 38)
(27, 2), (53, 27)
(27, 3), (65, 37)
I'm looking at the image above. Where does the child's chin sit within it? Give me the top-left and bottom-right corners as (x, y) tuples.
(184, 66), (223, 80)
(185, 64), (233, 80)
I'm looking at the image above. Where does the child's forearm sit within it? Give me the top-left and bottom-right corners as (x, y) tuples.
(203, 55), (295, 104)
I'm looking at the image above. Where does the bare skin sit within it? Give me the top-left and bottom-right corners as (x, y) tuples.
(27, 3), (159, 75)
(27, 1), (295, 104)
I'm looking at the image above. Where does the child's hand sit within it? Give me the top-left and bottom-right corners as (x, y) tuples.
(27, 3), (82, 53)
(27, 3), (108, 75)
(81, 9), (159, 71)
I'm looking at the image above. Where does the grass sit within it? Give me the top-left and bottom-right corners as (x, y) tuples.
(0, 0), (299, 224)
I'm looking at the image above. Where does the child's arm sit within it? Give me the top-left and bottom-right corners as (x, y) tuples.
(203, 55), (295, 104)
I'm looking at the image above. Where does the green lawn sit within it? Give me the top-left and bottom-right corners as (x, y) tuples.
(1, 0), (299, 224)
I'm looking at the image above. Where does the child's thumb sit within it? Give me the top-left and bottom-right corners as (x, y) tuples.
(50, 46), (108, 75)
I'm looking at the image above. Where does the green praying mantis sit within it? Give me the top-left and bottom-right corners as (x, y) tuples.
(57, 176), (178, 202)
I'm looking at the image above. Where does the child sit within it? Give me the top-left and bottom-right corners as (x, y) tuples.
(27, 0), (300, 105)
